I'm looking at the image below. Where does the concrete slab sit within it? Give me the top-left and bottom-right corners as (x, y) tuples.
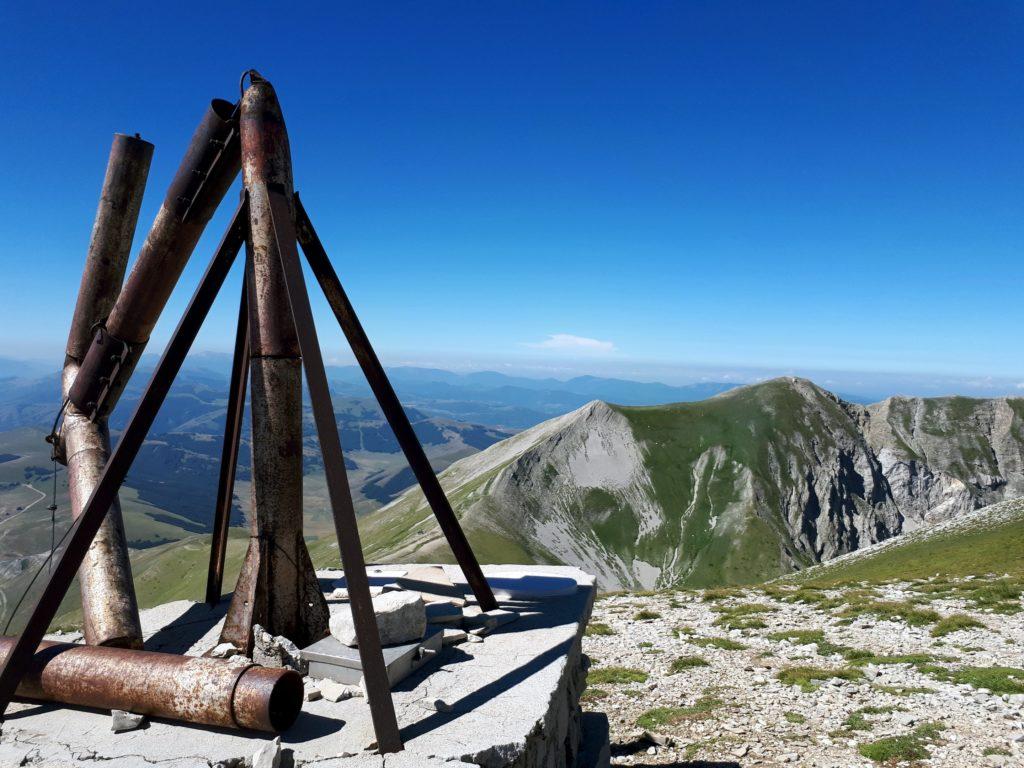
(5, 564), (596, 767)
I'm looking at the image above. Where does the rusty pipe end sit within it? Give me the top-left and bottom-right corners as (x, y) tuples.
(233, 665), (304, 732)
(111, 132), (155, 153)
(240, 75), (293, 192)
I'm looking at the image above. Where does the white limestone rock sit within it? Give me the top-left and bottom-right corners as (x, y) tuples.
(251, 736), (281, 768)
(209, 642), (238, 659)
(319, 679), (362, 702)
(328, 590), (426, 647)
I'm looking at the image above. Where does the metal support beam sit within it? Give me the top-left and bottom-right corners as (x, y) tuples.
(205, 279), (251, 606)
(268, 185), (403, 753)
(294, 195), (498, 612)
(0, 200), (248, 717)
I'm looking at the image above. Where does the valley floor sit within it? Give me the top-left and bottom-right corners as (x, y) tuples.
(583, 578), (1023, 767)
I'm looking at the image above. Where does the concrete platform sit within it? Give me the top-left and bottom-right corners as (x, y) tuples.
(0, 565), (597, 767)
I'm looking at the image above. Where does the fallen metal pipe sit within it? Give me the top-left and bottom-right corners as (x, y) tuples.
(70, 98), (241, 419)
(60, 133), (153, 648)
(0, 638), (302, 732)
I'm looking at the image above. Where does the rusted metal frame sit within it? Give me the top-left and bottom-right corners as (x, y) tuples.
(205, 278), (251, 606)
(0, 637), (302, 732)
(294, 195), (498, 612)
(267, 186), (403, 753)
(0, 199), (248, 717)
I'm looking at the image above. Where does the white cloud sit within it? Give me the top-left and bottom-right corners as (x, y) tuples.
(522, 333), (616, 354)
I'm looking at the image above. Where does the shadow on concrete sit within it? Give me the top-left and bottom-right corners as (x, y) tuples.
(144, 600), (230, 654)
(398, 637), (575, 742)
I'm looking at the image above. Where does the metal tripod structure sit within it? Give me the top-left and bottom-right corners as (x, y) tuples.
(0, 71), (496, 754)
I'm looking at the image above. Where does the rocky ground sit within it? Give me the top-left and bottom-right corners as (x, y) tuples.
(582, 577), (1024, 766)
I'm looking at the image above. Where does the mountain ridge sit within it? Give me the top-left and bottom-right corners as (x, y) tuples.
(358, 377), (1024, 589)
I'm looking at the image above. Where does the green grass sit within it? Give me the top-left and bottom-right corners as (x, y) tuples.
(931, 613), (985, 637)
(776, 665), (863, 692)
(581, 687), (608, 702)
(983, 747), (1012, 757)
(858, 722), (945, 764)
(635, 696), (725, 729)
(924, 666), (1024, 694)
(711, 602), (774, 630)
(766, 628), (872, 659)
(783, 711), (806, 724)
(838, 706), (901, 734)
(633, 609), (661, 621)
(836, 600), (940, 626)
(691, 636), (747, 650)
(668, 655), (709, 673)
(585, 622), (615, 636)
(588, 666), (648, 685)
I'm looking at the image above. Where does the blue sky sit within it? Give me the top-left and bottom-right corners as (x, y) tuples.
(1, 2), (1021, 392)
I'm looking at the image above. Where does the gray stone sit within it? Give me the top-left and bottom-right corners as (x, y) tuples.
(252, 736), (281, 768)
(252, 624), (308, 674)
(319, 679), (361, 702)
(442, 628), (468, 645)
(464, 608), (519, 632)
(110, 710), (146, 733)
(329, 590), (426, 647)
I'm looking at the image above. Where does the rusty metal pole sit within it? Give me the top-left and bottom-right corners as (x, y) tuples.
(219, 72), (329, 652)
(69, 99), (241, 419)
(205, 280), (250, 607)
(61, 133), (152, 647)
(0, 637), (301, 732)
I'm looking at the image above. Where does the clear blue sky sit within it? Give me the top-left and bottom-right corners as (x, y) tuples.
(1, 2), (1021, 389)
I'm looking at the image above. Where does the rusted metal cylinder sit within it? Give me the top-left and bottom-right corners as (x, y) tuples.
(60, 133), (153, 648)
(221, 72), (328, 651)
(0, 638), (303, 732)
(70, 98), (241, 418)
(58, 383), (142, 648)
(66, 133), (153, 361)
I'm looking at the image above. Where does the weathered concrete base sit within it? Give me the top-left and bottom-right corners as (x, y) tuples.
(0, 565), (600, 767)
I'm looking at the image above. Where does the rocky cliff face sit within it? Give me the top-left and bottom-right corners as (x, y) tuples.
(858, 396), (1024, 529)
(360, 378), (1024, 590)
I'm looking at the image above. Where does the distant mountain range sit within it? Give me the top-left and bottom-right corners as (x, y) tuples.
(359, 378), (1024, 590)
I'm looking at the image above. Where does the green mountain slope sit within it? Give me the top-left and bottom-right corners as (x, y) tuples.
(356, 378), (1024, 590)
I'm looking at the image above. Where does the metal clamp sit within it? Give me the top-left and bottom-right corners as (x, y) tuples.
(67, 326), (133, 420)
